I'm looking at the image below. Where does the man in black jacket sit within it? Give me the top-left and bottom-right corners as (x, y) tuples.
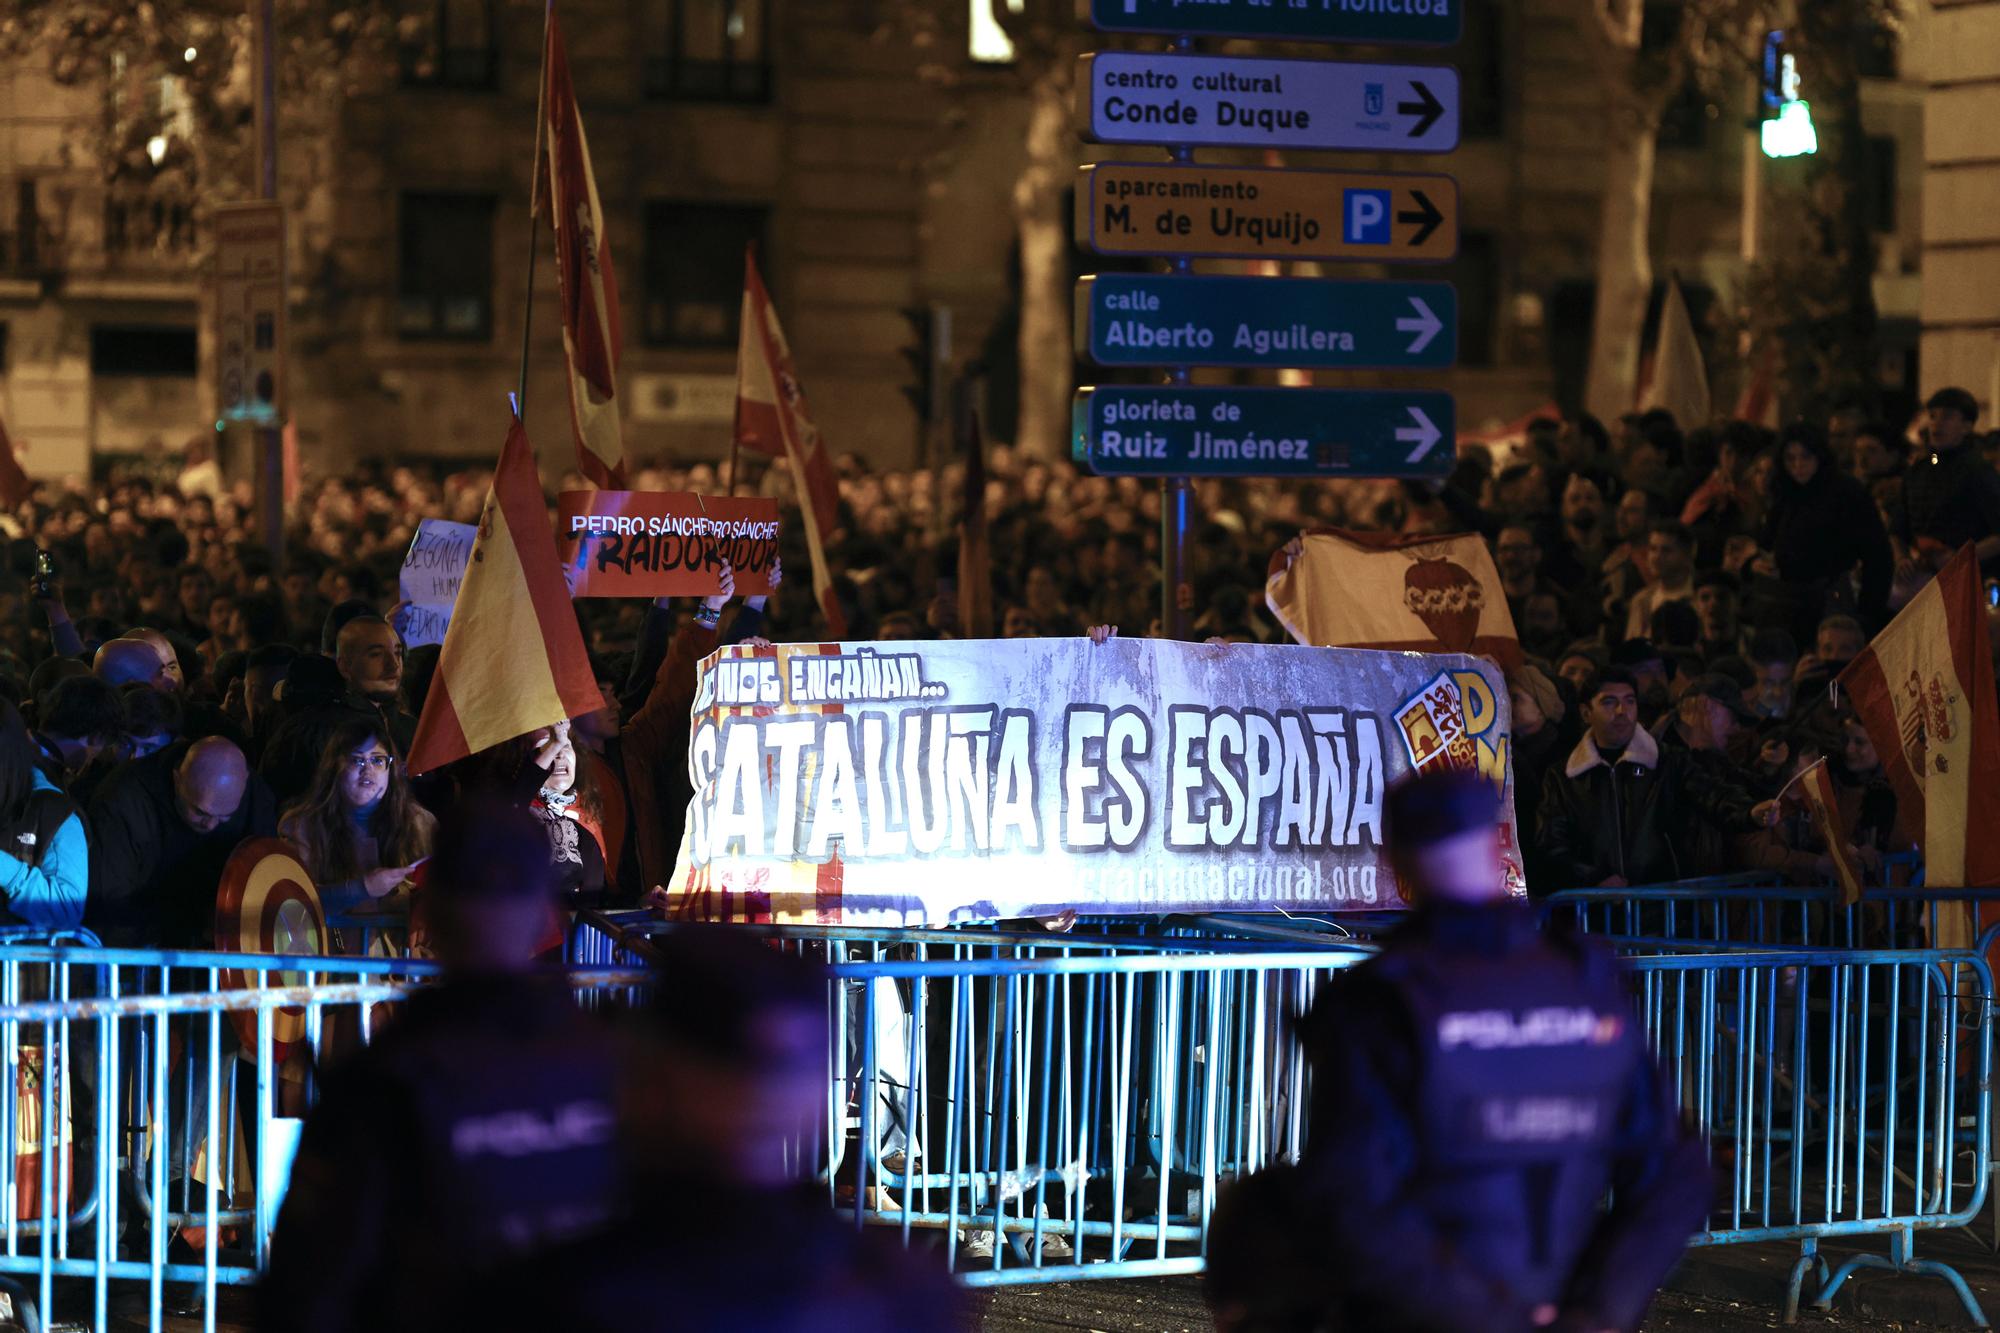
(1897, 386), (2000, 574)
(86, 736), (277, 947)
(1295, 769), (1711, 1332)
(1538, 668), (1773, 889)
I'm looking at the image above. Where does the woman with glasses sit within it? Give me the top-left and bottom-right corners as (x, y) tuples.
(280, 718), (435, 924)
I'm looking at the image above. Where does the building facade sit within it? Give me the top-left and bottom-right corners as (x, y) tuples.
(0, 0), (1947, 485)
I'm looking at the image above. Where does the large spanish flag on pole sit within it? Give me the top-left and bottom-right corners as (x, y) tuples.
(1267, 529), (1521, 668)
(1838, 545), (2000, 944)
(736, 250), (848, 636)
(407, 418), (605, 774)
(538, 10), (626, 490)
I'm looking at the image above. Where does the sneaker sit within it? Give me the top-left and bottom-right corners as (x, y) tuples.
(961, 1228), (995, 1262)
(1029, 1206), (1074, 1260)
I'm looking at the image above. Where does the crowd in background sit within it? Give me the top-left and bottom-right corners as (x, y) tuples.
(0, 385), (1992, 949)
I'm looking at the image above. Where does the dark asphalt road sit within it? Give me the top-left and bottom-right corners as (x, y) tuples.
(973, 1279), (1965, 1331)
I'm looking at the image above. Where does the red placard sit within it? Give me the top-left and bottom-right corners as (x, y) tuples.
(558, 491), (783, 598)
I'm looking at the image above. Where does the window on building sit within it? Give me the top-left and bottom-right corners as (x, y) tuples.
(1459, 1), (1503, 139)
(398, 193), (496, 341)
(643, 0), (771, 102)
(90, 326), (197, 377)
(1858, 21), (1898, 80)
(1864, 134), (1897, 232)
(1440, 232), (1500, 367)
(400, 0), (498, 90)
(643, 202), (768, 347)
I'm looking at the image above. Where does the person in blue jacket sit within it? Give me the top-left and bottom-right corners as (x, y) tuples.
(0, 700), (88, 932)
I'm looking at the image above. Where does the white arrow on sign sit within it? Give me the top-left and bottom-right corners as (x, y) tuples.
(1395, 297), (1442, 355)
(1396, 406), (1442, 463)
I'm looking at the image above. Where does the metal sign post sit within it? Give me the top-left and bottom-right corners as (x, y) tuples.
(1072, 3), (1460, 642)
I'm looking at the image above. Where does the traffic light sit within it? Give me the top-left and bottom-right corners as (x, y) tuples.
(1759, 31), (1817, 159)
(900, 305), (934, 422)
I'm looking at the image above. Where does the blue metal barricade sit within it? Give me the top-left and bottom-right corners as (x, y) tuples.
(824, 939), (1994, 1314)
(0, 927), (1987, 1322)
(1546, 882), (2000, 955)
(1632, 947), (1993, 1322)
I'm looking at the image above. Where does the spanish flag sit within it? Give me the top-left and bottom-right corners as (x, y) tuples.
(538, 10), (626, 490)
(1838, 545), (2000, 944)
(407, 418), (605, 774)
(736, 250), (848, 636)
(1794, 757), (1865, 907)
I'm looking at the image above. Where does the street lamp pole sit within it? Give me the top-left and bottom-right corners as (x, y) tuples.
(251, 0), (284, 560)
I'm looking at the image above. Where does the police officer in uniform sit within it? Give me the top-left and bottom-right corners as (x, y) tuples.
(503, 927), (965, 1332)
(1296, 769), (1710, 1333)
(260, 801), (620, 1333)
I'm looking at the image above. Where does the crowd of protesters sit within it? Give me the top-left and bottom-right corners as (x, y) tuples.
(0, 386), (1990, 948)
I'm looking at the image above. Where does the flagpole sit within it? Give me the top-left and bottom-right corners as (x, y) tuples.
(516, 0), (554, 416)
(726, 243), (753, 497)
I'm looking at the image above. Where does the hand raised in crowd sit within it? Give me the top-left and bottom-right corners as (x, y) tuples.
(704, 562), (737, 613)
(531, 719), (572, 770)
(745, 556), (782, 612)
(363, 863), (422, 899)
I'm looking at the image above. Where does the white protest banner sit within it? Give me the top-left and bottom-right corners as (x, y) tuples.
(663, 637), (1520, 926)
(393, 519), (477, 648)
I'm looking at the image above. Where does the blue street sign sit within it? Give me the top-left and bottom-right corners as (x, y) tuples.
(1073, 386), (1456, 479)
(1077, 274), (1457, 370)
(1087, 0), (1462, 46)
(1083, 52), (1459, 154)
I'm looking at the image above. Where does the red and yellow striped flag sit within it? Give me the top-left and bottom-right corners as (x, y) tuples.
(539, 10), (626, 489)
(735, 250), (848, 636)
(407, 418), (605, 774)
(1839, 544), (2000, 943)
(1794, 757), (1864, 906)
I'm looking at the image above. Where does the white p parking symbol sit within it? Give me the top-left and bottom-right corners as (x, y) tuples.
(1343, 189), (1390, 245)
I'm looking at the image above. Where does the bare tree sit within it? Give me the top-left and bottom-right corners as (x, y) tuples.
(984, 0), (1085, 461)
(1571, 0), (1768, 422)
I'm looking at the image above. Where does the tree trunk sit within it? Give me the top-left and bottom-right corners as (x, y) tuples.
(1584, 114), (1658, 422)
(1793, 1), (1880, 417)
(1012, 59), (1073, 460)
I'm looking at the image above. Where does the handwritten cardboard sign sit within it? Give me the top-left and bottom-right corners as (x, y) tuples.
(394, 519), (477, 647)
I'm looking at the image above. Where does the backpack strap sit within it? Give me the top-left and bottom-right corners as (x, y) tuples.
(8, 791), (77, 871)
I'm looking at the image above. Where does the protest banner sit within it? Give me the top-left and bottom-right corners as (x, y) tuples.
(663, 637), (1520, 926)
(393, 518), (476, 648)
(557, 490), (782, 598)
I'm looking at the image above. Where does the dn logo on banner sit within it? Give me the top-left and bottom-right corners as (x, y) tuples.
(1344, 189), (1390, 245)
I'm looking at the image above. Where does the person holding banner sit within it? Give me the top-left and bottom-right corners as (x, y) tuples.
(623, 559), (778, 894)
(1295, 768), (1709, 1333)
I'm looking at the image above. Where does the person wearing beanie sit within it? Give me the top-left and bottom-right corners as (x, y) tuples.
(1291, 768), (1710, 1333)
